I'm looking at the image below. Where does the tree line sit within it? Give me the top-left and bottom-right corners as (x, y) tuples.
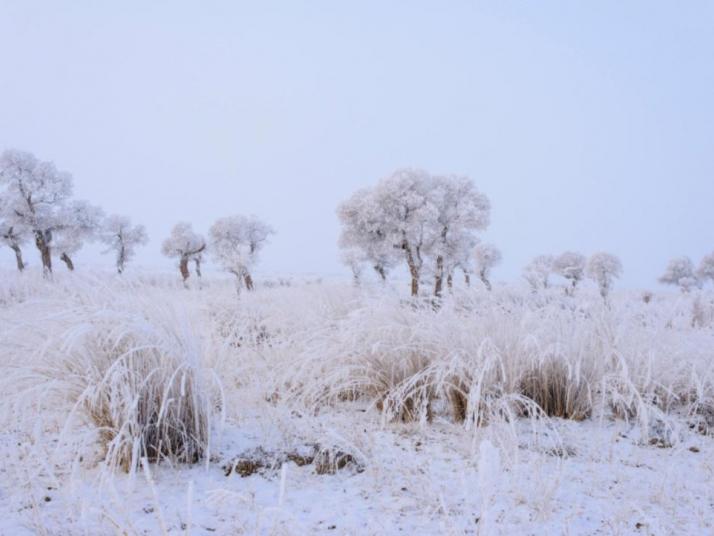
(2, 150), (713, 297)
(0, 149), (273, 293)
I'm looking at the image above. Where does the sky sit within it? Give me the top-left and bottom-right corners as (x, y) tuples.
(0, 1), (712, 287)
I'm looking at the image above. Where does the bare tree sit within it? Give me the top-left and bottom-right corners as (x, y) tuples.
(161, 222), (207, 286)
(474, 243), (502, 291)
(99, 215), (148, 274)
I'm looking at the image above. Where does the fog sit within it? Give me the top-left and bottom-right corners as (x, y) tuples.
(1, 1), (712, 286)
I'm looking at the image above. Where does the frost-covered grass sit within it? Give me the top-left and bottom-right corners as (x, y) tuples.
(0, 270), (713, 534)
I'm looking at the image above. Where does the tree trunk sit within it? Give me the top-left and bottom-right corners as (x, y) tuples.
(244, 272), (254, 291)
(60, 252), (74, 271)
(403, 241), (421, 297)
(117, 244), (126, 274)
(194, 258), (202, 278)
(230, 270), (243, 295)
(565, 279), (576, 296)
(409, 265), (419, 297)
(434, 255), (444, 297)
(447, 273), (453, 291)
(10, 244), (25, 272)
(179, 256), (190, 284)
(34, 230), (52, 275)
(464, 271), (470, 287)
(479, 270), (492, 291)
(373, 264), (387, 282)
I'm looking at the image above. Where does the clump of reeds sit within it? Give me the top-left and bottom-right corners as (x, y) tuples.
(0, 283), (214, 474)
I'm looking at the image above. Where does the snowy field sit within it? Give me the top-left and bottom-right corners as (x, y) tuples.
(0, 271), (713, 535)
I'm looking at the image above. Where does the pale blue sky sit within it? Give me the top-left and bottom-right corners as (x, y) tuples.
(1, 1), (712, 287)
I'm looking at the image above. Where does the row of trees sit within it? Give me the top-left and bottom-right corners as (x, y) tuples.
(0, 150), (147, 274)
(161, 216), (273, 292)
(3, 152), (712, 298)
(658, 254), (714, 293)
(0, 150), (275, 290)
(336, 169), (629, 300)
(522, 251), (623, 299)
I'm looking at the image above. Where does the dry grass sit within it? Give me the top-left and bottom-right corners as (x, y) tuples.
(0, 270), (712, 490)
(0, 278), (216, 475)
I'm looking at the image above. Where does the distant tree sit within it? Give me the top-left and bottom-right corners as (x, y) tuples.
(161, 222), (206, 285)
(698, 252), (714, 286)
(371, 169), (437, 297)
(53, 200), (104, 271)
(338, 169), (491, 297)
(1, 222), (27, 271)
(659, 256), (699, 293)
(586, 252), (623, 300)
(453, 243), (476, 288)
(429, 175), (490, 297)
(337, 188), (396, 284)
(340, 248), (364, 286)
(522, 254), (554, 292)
(209, 215), (274, 293)
(99, 215), (148, 274)
(553, 251), (587, 295)
(474, 243), (501, 291)
(192, 249), (205, 279)
(0, 149), (73, 275)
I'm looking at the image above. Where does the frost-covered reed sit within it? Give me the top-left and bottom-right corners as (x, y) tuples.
(0, 270), (712, 485)
(0, 274), (217, 476)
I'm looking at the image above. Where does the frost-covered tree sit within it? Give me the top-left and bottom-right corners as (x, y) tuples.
(340, 248), (364, 286)
(474, 243), (501, 291)
(99, 215), (148, 274)
(454, 243), (476, 288)
(339, 169), (491, 297)
(698, 252), (714, 286)
(365, 169), (436, 297)
(553, 251), (587, 295)
(161, 222), (207, 285)
(586, 252), (622, 300)
(446, 231), (479, 289)
(1, 222), (27, 271)
(522, 254), (554, 292)
(209, 215), (274, 292)
(659, 256), (699, 293)
(0, 149), (73, 274)
(428, 175), (490, 297)
(53, 200), (104, 271)
(337, 188), (396, 283)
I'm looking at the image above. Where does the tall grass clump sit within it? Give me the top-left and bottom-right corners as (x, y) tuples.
(0, 278), (216, 475)
(276, 286), (714, 437)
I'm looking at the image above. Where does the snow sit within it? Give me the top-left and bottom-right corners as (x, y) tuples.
(0, 271), (712, 535)
(1, 411), (712, 535)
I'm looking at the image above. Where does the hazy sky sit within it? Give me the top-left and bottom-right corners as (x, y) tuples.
(1, 1), (712, 287)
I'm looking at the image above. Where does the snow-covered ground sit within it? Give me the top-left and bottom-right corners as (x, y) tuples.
(1, 413), (712, 535)
(0, 271), (712, 535)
